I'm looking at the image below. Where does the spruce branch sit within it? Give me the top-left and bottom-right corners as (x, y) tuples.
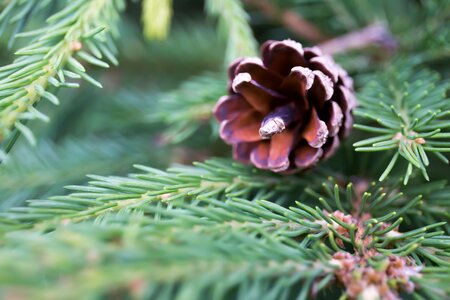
(0, 210), (333, 299)
(0, 181), (448, 298)
(0, 0), (123, 154)
(353, 63), (450, 184)
(205, 0), (258, 64)
(0, 159), (305, 230)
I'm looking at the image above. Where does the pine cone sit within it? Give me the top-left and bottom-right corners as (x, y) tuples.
(214, 39), (356, 172)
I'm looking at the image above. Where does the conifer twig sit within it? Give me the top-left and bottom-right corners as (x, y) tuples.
(243, 0), (328, 42)
(0, 159), (306, 231)
(0, 0), (123, 154)
(319, 23), (397, 55)
(353, 63), (450, 184)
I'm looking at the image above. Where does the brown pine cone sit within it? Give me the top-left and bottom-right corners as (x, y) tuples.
(214, 39), (357, 172)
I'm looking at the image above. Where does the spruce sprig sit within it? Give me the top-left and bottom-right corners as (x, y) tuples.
(307, 176), (450, 233)
(354, 63), (450, 184)
(0, 210), (333, 300)
(0, 159), (305, 231)
(0, 0), (123, 154)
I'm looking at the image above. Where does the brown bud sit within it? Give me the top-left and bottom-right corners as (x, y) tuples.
(70, 40), (83, 52)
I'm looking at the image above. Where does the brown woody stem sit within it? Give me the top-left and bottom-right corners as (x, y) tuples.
(318, 23), (397, 55)
(243, 0), (328, 43)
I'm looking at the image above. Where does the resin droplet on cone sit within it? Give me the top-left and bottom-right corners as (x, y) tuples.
(214, 40), (356, 172)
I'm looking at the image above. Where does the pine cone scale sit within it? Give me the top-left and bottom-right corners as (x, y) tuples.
(279, 67), (312, 109)
(219, 110), (262, 143)
(322, 135), (340, 160)
(309, 70), (334, 103)
(249, 141), (270, 169)
(294, 144), (323, 168)
(303, 107), (329, 148)
(262, 40), (308, 76)
(267, 128), (297, 172)
(234, 58), (284, 91)
(231, 73), (288, 114)
(309, 56), (339, 82)
(327, 101), (344, 137)
(214, 95), (252, 123)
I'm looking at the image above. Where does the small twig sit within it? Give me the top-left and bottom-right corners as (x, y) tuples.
(243, 0), (328, 43)
(318, 23), (397, 55)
